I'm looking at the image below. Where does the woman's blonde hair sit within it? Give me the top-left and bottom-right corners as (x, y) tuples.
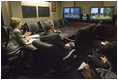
(10, 17), (21, 29)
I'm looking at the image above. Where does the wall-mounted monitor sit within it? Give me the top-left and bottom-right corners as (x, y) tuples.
(38, 7), (50, 17)
(82, 16), (87, 20)
(22, 6), (37, 18)
(90, 7), (114, 21)
(64, 7), (81, 19)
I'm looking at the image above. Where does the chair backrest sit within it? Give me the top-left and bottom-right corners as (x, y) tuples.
(1, 43), (9, 65)
(24, 22), (43, 35)
(53, 20), (60, 29)
(32, 40), (53, 50)
(92, 23), (103, 39)
(39, 21), (45, 29)
(32, 40), (63, 57)
(37, 21), (44, 32)
(62, 18), (68, 27)
(2, 26), (12, 48)
(32, 40), (65, 68)
(75, 24), (96, 52)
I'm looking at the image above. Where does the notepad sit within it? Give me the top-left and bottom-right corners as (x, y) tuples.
(30, 34), (40, 38)
(78, 62), (86, 70)
(59, 33), (69, 38)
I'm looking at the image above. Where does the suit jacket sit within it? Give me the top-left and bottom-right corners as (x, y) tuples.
(6, 28), (27, 59)
(40, 31), (69, 58)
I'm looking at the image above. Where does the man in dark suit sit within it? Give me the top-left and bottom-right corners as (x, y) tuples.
(40, 20), (71, 58)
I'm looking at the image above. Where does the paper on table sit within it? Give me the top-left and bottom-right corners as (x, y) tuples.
(30, 34), (40, 38)
(26, 38), (38, 45)
(78, 62), (87, 70)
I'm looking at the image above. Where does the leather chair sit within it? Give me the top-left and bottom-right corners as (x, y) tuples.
(32, 40), (76, 69)
(32, 40), (102, 79)
(92, 23), (103, 40)
(24, 21), (44, 35)
(1, 26), (12, 48)
(61, 18), (69, 27)
(1, 42), (23, 79)
(62, 23), (97, 49)
(39, 21), (45, 29)
(66, 23), (95, 50)
(53, 20), (60, 29)
(1, 26), (33, 78)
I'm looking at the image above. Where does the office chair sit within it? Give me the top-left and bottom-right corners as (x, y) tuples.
(53, 20), (60, 29)
(92, 23), (104, 41)
(75, 23), (105, 56)
(1, 42), (24, 79)
(52, 20), (62, 33)
(61, 18), (69, 27)
(32, 40), (76, 69)
(1, 26), (12, 48)
(75, 27), (92, 54)
(39, 21), (45, 29)
(32, 40), (87, 79)
(32, 40), (103, 79)
(1, 26), (34, 78)
(24, 21), (44, 35)
(59, 23), (97, 50)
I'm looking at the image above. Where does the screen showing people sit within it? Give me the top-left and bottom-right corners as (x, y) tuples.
(90, 7), (113, 20)
(64, 8), (80, 19)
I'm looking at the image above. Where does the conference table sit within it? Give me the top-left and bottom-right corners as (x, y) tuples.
(59, 26), (82, 38)
(27, 26), (82, 50)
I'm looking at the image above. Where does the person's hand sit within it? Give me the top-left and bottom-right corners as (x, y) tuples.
(24, 31), (28, 37)
(65, 43), (70, 47)
(28, 32), (31, 36)
(104, 41), (109, 45)
(100, 56), (107, 63)
(83, 64), (91, 78)
(24, 32), (31, 37)
(101, 41), (109, 45)
(25, 36), (31, 41)
(96, 68), (104, 74)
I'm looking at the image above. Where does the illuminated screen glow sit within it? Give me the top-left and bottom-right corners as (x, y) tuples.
(64, 8), (80, 19)
(90, 7), (113, 20)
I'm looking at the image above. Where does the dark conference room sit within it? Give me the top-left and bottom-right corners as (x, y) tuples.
(1, 1), (117, 79)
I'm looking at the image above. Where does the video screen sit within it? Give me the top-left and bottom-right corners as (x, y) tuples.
(90, 7), (114, 20)
(22, 6), (37, 18)
(38, 7), (50, 17)
(64, 8), (80, 19)
(82, 16), (87, 20)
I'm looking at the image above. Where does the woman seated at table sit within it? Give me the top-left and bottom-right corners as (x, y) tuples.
(6, 17), (35, 67)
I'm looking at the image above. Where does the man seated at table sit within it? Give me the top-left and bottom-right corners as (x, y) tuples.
(40, 20), (71, 58)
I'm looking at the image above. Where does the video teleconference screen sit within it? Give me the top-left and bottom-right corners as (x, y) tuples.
(90, 7), (114, 20)
(64, 8), (80, 19)
(38, 7), (50, 17)
(22, 6), (37, 18)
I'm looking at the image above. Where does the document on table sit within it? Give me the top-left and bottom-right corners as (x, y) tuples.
(30, 34), (40, 38)
(59, 33), (69, 38)
(78, 62), (87, 70)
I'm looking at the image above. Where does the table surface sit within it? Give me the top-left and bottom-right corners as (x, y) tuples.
(59, 26), (81, 38)
(29, 26), (82, 50)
